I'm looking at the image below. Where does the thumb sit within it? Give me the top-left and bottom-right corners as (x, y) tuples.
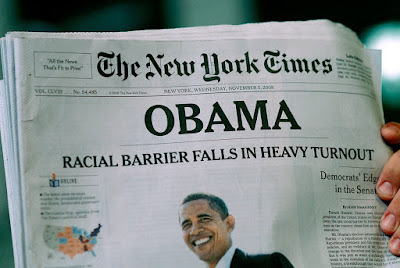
(381, 122), (400, 145)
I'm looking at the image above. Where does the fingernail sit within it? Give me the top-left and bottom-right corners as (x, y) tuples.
(379, 181), (393, 197)
(382, 214), (397, 231)
(391, 238), (400, 254)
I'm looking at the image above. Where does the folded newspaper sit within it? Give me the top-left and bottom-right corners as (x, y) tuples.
(0, 20), (396, 267)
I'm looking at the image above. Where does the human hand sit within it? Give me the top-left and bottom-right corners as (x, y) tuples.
(376, 122), (400, 255)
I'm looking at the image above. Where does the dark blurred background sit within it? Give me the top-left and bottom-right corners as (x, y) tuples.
(0, 1), (399, 267)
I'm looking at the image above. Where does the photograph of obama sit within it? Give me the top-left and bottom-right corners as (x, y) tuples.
(179, 193), (294, 268)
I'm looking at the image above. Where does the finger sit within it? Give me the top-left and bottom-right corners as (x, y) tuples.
(376, 150), (400, 201)
(388, 220), (400, 256)
(381, 122), (400, 145)
(380, 187), (400, 236)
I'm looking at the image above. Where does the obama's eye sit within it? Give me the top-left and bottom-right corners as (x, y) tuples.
(199, 216), (212, 223)
(182, 222), (192, 230)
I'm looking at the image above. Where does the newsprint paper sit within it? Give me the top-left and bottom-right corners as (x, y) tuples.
(0, 20), (397, 267)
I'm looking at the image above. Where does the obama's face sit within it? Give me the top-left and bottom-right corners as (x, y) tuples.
(179, 199), (235, 265)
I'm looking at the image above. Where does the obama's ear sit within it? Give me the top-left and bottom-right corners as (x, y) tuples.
(225, 215), (235, 232)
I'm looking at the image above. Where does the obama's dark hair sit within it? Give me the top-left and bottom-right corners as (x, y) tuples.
(181, 193), (229, 219)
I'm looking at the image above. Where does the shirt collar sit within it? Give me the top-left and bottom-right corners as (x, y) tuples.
(214, 245), (236, 268)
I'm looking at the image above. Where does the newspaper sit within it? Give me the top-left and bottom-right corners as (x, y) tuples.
(0, 20), (396, 267)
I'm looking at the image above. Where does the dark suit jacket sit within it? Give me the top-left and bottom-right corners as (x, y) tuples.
(230, 249), (294, 268)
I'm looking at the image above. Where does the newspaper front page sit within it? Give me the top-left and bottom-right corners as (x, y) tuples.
(0, 21), (396, 267)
